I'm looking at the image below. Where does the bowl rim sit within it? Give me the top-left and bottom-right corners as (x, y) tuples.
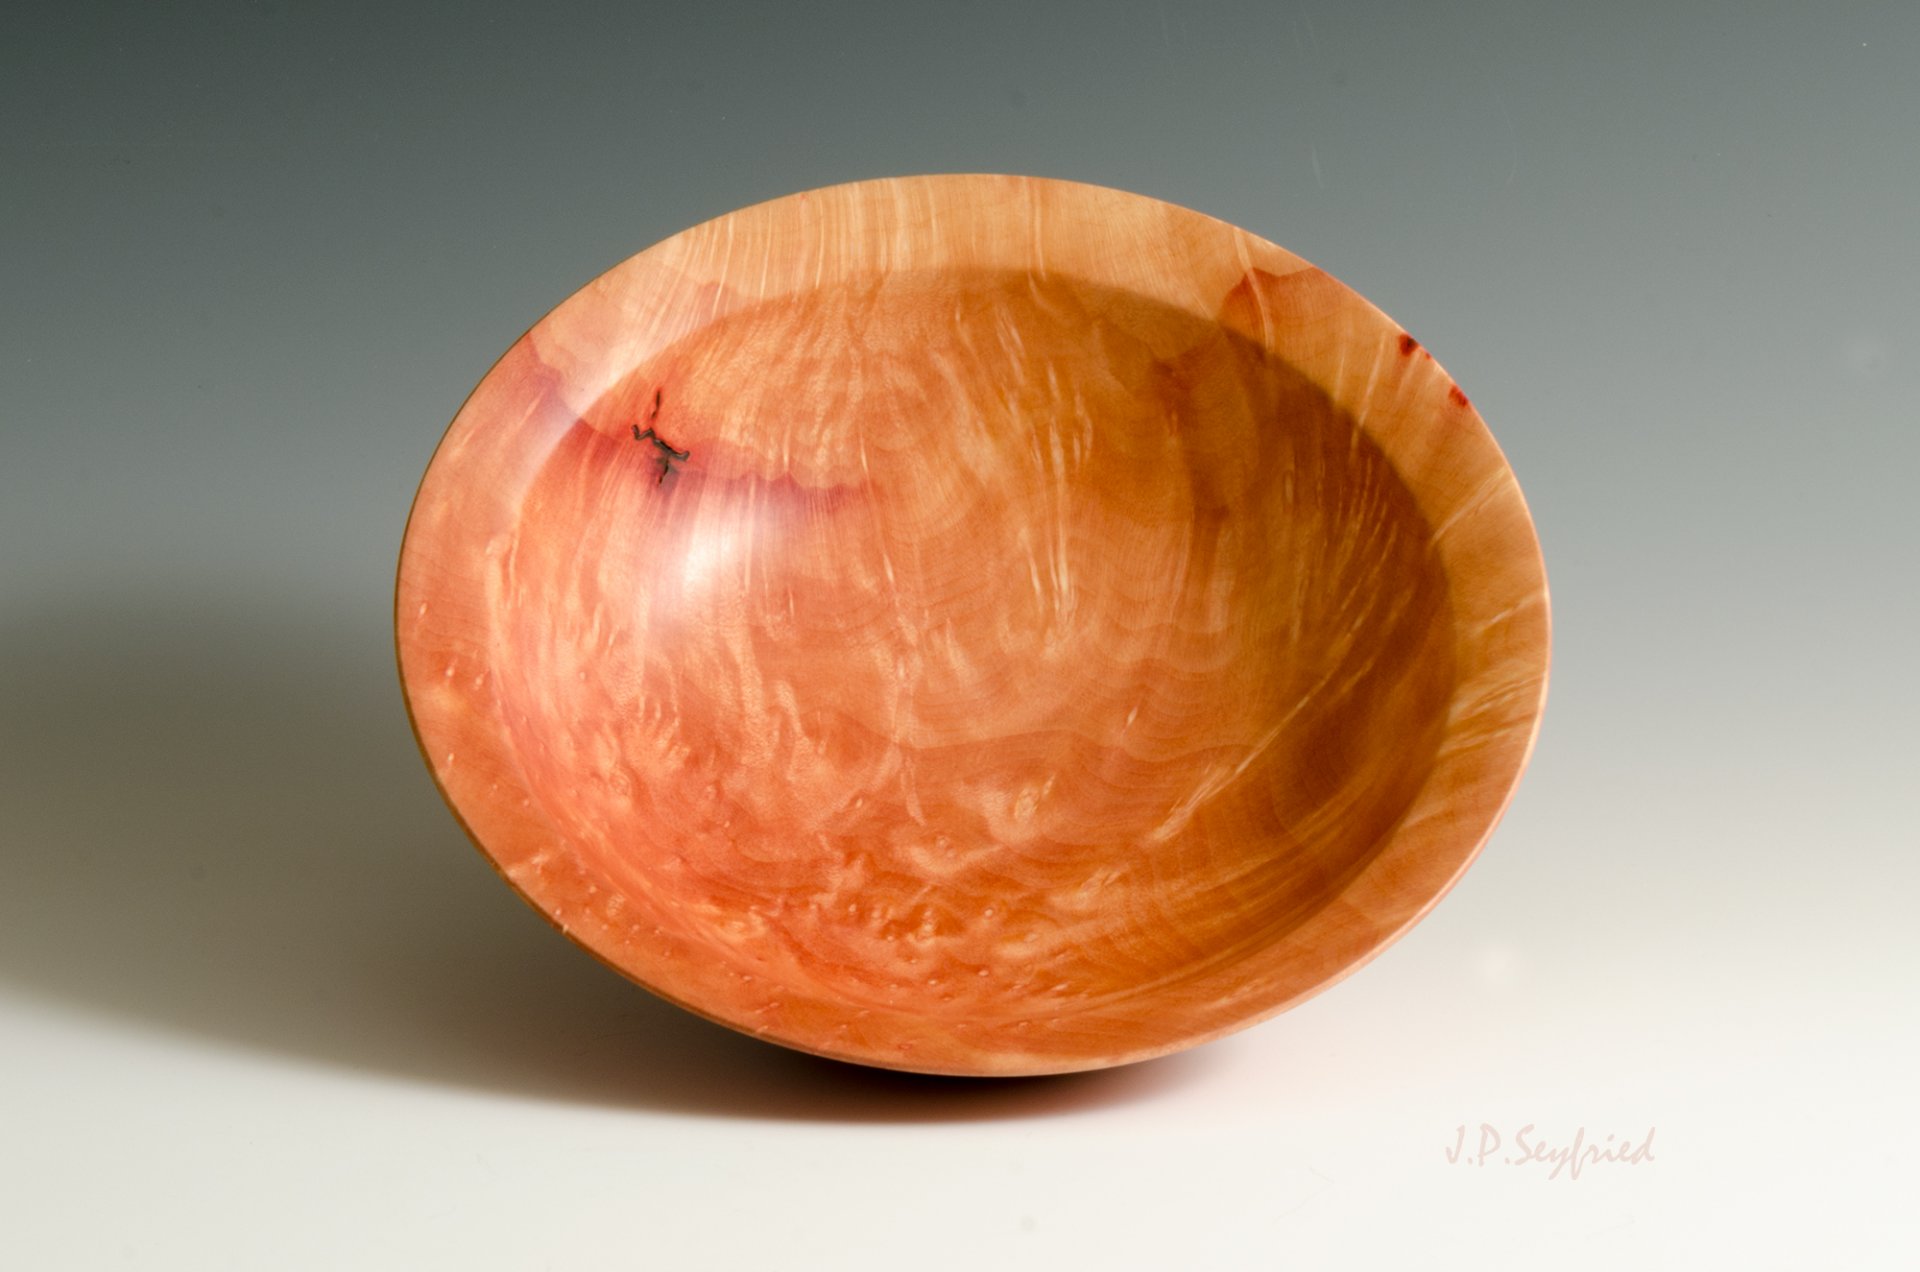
(393, 172), (1551, 1076)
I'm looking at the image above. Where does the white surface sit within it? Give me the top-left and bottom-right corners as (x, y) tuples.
(4, 778), (1910, 1269)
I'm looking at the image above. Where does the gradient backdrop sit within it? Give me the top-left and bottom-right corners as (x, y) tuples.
(3, 3), (1914, 1267)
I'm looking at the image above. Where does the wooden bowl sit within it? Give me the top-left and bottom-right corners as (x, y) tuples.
(395, 175), (1549, 1077)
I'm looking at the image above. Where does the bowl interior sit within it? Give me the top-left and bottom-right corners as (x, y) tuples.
(495, 267), (1451, 1004)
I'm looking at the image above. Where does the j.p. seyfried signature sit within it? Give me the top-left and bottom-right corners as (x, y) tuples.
(1445, 1124), (1656, 1181)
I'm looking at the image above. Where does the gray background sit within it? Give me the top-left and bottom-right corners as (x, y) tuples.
(4, 3), (1914, 1267)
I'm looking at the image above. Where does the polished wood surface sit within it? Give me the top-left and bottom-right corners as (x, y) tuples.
(395, 175), (1549, 1076)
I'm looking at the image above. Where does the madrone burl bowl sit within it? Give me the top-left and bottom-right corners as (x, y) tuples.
(396, 175), (1549, 1077)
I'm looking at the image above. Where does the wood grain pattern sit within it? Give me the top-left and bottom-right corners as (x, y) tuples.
(395, 175), (1549, 1076)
